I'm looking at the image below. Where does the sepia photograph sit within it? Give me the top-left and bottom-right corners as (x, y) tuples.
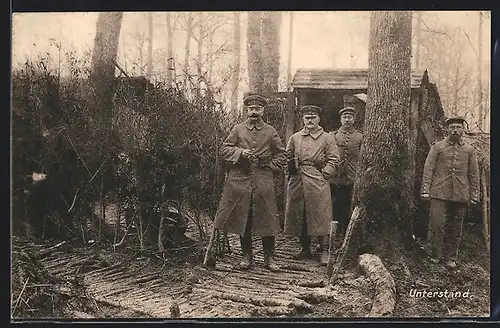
(11, 10), (491, 320)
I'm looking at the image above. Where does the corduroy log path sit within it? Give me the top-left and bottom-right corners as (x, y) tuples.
(41, 233), (373, 318)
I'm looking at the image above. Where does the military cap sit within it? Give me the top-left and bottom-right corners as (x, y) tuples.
(300, 105), (322, 116)
(444, 116), (466, 126)
(244, 94), (267, 108)
(339, 106), (356, 116)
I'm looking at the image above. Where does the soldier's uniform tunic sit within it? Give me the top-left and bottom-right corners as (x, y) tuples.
(421, 135), (480, 262)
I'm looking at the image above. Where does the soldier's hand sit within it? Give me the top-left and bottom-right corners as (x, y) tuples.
(471, 199), (479, 205)
(420, 193), (430, 200)
(241, 149), (253, 159)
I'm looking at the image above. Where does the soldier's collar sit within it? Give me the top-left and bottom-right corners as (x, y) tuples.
(300, 126), (324, 139)
(445, 136), (464, 145)
(340, 126), (355, 133)
(244, 118), (265, 130)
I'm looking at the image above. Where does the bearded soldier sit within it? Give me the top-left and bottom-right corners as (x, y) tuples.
(330, 106), (363, 233)
(284, 105), (340, 265)
(421, 116), (480, 269)
(214, 94), (285, 271)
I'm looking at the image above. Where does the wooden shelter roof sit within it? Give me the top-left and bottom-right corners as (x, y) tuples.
(291, 68), (428, 90)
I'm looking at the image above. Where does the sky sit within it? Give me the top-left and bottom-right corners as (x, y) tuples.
(11, 11), (491, 105)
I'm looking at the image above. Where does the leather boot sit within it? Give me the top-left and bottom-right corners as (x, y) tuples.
(318, 235), (329, 266)
(262, 236), (280, 272)
(293, 235), (311, 260)
(238, 235), (253, 270)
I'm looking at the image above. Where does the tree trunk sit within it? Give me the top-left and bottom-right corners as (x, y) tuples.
(183, 13), (193, 89)
(146, 12), (153, 79)
(286, 12), (294, 90)
(90, 12), (123, 244)
(197, 12), (204, 92)
(453, 30), (462, 116)
(261, 12), (281, 92)
(230, 12), (241, 113)
(247, 12), (264, 94)
(166, 12), (173, 87)
(415, 11), (421, 69)
(354, 11), (413, 259)
(477, 11), (483, 131)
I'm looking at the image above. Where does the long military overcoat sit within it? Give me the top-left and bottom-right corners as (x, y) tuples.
(284, 127), (340, 236)
(421, 136), (480, 204)
(214, 118), (285, 237)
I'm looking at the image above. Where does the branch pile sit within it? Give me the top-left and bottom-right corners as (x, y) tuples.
(11, 238), (100, 319)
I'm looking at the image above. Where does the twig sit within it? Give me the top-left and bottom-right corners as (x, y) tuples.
(12, 277), (30, 316)
(65, 131), (91, 176)
(67, 187), (79, 213)
(88, 156), (110, 185)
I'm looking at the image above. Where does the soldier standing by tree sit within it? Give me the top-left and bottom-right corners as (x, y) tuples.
(213, 95), (285, 272)
(284, 105), (340, 265)
(421, 116), (480, 269)
(329, 105), (363, 234)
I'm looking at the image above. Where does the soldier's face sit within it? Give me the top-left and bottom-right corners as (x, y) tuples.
(247, 106), (264, 122)
(341, 113), (355, 127)
(448, 123), (464, 139)
(303, 114), (320, 130)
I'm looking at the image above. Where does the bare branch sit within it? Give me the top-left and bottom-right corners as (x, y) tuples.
(461, 29), (480, 61)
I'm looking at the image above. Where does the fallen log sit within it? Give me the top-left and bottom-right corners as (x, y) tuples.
(34, 241), (67, 260)
(358, 253), (396, 317)
(296, 280), (326, 288)
(215, 291), (313, 313)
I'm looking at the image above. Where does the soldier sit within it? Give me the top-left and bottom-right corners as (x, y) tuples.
(421, 116), (480, 269)
(284, 105), (340, 265)
(214, 94), (285, 272)
(329, 106), (363, 234)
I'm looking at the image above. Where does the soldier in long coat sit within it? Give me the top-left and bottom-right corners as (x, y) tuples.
(214, 95), (285, 271)
(420, 116), (480, 269)
(329, 106), (363, 233)
(284, 105), (340, 265)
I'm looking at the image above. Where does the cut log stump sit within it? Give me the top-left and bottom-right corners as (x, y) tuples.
(358, 253), (396, 317)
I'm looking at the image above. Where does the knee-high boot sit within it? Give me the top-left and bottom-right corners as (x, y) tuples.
(262, 236), (280, 272)
(238, 234), (253, 270)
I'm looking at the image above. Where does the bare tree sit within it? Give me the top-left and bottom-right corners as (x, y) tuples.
(183, 12), (194, 89)
(354, 11), (414, 257)
(146, 12), (153, 79)
(197, 12), (204, 91)
(90, 12), (124, 241)
(230, 12), (241, 112)
(247, 11), (264, 94)
(286, 12), (294, 89)
(261, 12), (282, 92)
(415, 11), (422, 69)
(477, 11), (483, 130)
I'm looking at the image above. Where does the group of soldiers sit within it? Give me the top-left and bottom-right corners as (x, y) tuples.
(212, 94), (480, 272)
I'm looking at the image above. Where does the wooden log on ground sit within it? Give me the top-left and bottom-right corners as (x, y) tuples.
(214, 291), (313, 312)
(358, 253), (396, 317)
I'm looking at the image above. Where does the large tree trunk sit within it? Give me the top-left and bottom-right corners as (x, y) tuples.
(415, 11), (421, 69)
(247, 12), (264, 94)
(261, 12), (281, 92)
(230, 12), (241, 113)
(146, 12), (153, 79)
(90, 12), (123, 242)
(286, 12), (294, 90)
(354, 11), (413, 258)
